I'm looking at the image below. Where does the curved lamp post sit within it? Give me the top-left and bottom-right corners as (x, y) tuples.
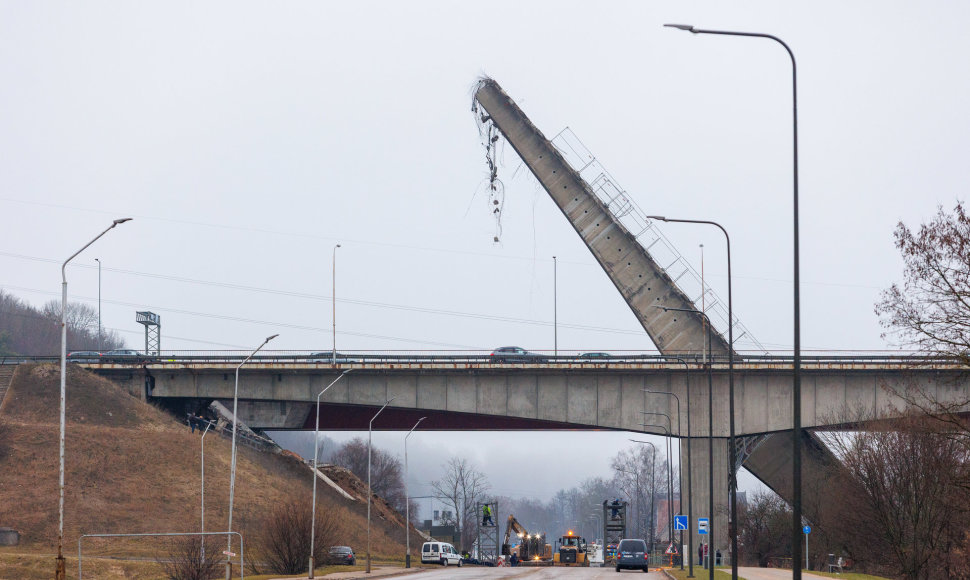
(56, 217), (131, 580)
(309, 369), (353, 578)
(404, 417), (426, 568)
(663, 24), (799, 578)
(640, 417), (675, 547)
(332, 243), (341, 365)
(226, 333), (278, 578)
(367, 397), (397, 573)
(656, 304), (714, 580)
(648, 215), (735, 572)
(644, 388), (687, 571)
(626, 441), (657, 551)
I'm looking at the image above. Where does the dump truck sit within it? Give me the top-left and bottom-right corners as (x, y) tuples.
(553, 530), (590, 567)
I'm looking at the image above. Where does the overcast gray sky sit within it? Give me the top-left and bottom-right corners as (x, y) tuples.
(3, 1), (968, 503)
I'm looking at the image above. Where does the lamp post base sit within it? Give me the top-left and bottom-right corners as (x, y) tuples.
(224, 561), (232, 580)
(55, 555), (66, 580)
(308, 555), (315, 578)
(406, 554), (411, 568)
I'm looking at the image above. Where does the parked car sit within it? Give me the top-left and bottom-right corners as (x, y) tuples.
(489, 346), (548, 362)
(328, 545), (356, 565)
(66, 351), (101, 363)
(615, 538), (649, 572)
(421, 541), (463, 566)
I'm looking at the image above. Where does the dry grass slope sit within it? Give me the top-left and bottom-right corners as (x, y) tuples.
(0, 364), (415, 578)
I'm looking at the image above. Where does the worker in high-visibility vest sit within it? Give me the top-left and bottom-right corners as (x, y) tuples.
(482, 504), (494, 526)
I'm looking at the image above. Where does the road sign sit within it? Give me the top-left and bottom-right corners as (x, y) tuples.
(803, 525), (811, 534)
(223, 550), (236, 557)
(665, 543), (679, 555)
(674, 515), (688, 531)
(698, 517), (709, 534)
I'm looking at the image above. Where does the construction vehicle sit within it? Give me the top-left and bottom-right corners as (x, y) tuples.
(552, 530), (590, 566)
(502, 514), (552, 565)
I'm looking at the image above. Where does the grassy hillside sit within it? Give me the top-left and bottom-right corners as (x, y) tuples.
(0, 364), (413, 578)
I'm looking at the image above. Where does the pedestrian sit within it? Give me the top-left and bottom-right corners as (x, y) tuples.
(188, 414), (196, 433)
(698, 543), (703, 566)
(611, 498), (621, 519)
(482, 503), (494, 526)
(510, 553), (519, 567)
(716, 549), (722, 566)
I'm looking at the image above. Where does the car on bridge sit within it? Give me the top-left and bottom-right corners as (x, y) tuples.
(308, 350), (360, 364)
(102, 349), (146, 362)
(67, 351), (101, 363)
(579, 352), (612, 359)
(489, 346), (549, 362)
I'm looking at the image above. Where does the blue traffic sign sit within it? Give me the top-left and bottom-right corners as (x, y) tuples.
(674, 515), (688, 531)
(698, 518), (709, 534)
(803, 525), (811, 534)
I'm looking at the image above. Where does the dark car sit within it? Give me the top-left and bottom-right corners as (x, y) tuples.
(615, 538), (648, 572)
(489, 346), (548, 362)
(328, 545), (356, 565)
(67, 351), (101, 363)
(309, 351), (359, 364)
(579, 352), (612, 359)
(102, 349), (145, 363)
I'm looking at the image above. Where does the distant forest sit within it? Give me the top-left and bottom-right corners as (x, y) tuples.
(0, 289), (124, 356)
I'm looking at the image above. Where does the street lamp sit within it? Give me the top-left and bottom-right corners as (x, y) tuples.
(201, 419), (212, 564)
(663, 24), (800, 577)
(56, 217), (131, 579)
(615, 467), (643, 541)
(639, 417), (674, 547)
(645, 388), (687, 571)
(367, 396), (397, 573)
(625, 441), (657, 550)
(226, 333), (278, 579)
(332, 243), (341, 365)
(94, 258), (101, 352)
(552, 255), (558, 357)
(655, 304), (714, 580)
(405, 417), (427, 568)
(309, 369), (353, 578)
(647, 215), (736, 574)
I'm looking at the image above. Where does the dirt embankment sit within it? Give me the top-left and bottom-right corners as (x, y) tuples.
(0, 364), (415, 565)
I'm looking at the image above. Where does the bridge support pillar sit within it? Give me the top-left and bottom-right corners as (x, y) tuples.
(679, 436), (731, 563)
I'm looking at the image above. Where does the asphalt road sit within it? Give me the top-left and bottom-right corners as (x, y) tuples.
(399, 566), (664, 579)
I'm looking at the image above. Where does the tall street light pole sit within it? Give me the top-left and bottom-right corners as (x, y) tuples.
(648, 215), (736, 574)
(367, 397), (397, 573)
(227, 333), (278, 579)
(56, 218), (131, 580)
(201, 419), (212, 564)
(644, 389), (686, 571)
(309, 369), (352, 578)
(94, 258), (101, 352)
(662, 24), (800, 576)
(656, 305), (713, 580)
(640, 417), (674, 548)
(404, 417), (426, 568)
(625, 442), (657, 551)
(615, 467), (643, 541)
(332, 243), (341, 365)
(552, 255), (558, 357)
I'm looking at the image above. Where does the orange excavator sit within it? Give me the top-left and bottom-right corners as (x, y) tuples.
(502, 514), (552, 565)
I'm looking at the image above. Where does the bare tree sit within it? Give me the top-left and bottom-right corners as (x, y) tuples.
(826, 412), (970, 579)
(431, 457), (490, 551)
(737, 490), (791, 567)
(255, 498), (341, 574)
(331, 437), (407, 513)
(156, 535), (222, 580)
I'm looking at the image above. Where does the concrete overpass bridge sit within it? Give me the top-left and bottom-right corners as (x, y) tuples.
(72, 351), (969, 555)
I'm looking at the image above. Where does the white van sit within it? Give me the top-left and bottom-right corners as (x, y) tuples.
(421, 541), (463, 566)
